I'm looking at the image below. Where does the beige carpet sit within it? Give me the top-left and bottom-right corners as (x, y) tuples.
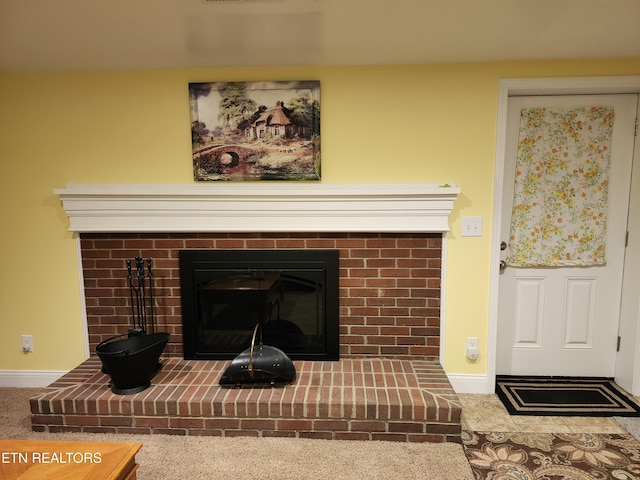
(0, 388), (474, 479)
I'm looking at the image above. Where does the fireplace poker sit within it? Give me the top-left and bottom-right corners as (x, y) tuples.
(127, 257), (156, 336)
(136, 257), (146, 332)
(146, 258), (156, 333)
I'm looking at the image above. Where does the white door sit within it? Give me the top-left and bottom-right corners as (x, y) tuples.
(497, 94), (638, 377)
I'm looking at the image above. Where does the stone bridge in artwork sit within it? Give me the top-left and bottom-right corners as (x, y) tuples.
(195, 144), (259, 171)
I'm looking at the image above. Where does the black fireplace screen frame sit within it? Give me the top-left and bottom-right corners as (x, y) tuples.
(179, 249), (339, 361)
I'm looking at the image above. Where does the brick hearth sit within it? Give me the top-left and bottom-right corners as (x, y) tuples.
(30, 231), (462, 443)
(31, 357), (461, 443)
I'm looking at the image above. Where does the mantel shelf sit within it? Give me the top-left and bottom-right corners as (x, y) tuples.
(54, 183), (461, 233)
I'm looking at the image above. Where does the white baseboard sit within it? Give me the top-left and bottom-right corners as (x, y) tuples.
(0, 370), (67, 388)
(1, 369), (491, 393)
(447, 373), (491, 394)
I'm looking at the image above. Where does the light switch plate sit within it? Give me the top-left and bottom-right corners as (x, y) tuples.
(461, 216), (482, 237)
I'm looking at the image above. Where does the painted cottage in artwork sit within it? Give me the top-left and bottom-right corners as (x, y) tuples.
(244, 101), (302, 139)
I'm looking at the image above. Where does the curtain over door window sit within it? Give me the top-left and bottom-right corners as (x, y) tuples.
(505, 106), (615, 267)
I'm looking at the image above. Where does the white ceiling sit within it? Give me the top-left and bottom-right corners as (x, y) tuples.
(1, 0), (639, 72)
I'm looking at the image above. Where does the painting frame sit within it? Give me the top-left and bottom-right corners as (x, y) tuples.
(189, 80), (321, 182)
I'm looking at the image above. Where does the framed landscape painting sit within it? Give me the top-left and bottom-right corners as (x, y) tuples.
(189, 81), (321, 181)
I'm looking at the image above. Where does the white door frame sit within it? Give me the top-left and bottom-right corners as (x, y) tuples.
(487, 76), (640, 394)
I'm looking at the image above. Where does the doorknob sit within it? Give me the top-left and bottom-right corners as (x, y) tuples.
(499, 242), (508, 272)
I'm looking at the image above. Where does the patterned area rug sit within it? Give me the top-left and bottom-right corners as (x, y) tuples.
(462, 431), (640, 479)
(496, 376), (640, 416)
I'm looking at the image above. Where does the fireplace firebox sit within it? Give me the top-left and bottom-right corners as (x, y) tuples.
(179, 249), (339, 361)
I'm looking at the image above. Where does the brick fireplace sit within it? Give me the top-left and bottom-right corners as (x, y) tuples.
(31, 183), (463, 443)
(81, 232), (443, 360)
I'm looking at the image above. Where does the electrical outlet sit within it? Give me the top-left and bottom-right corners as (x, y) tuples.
(466, 336), (479, 360)
(21, 335), (33, 353)
(461, 216), (483, 237)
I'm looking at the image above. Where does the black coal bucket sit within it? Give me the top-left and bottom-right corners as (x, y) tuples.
(96, 332), (170, 395)
(219, 323), (296, 388)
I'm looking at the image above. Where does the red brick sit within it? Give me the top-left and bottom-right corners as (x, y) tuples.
(426, 422), (461, 435)
(261, 430), (298, 438)
(274, 239), (306, 248)
(135, 417), (169, 428)
(277, 419), (313, 431)
(334, 432), (371, 441)
(389, 422), (425, 433)
(365, 278), (397, 288)
(380, 248), (411, 258)
(397, 258), (428, 268)
(240, 419), (277, 430)
(154, 239), (186, 249)
(340, 335), (364, 345)
(371, 433), (408, 442)
(215, 238), (246, 250)
(380, 268), (411, 278)
(349, 345), (381, 355)
(100, 416), (133, 427)
(334, 238), (366, 248)
(122, 239), (155, 249)
(65, 415), (100, 426)
(225, 430), (260, 438)
(31, 415), (63, 425)
(189, 429), (224, 437)
(93, 239), (125, 249)
(299, 431), (334, 440)
(350, 420), (387, 432)
(366, 297), (396, 306)
(169, 417), (205, 429)
(154, 428), (187, 436)
(380, 326), (411, 336)
(349, 326), (379, 335)
(305, 239), (337, 248)
(243, 239), (275, 248)
(365, 238), (397, 248)
(349, 307), (380, 317)
(203, 418), (240, 430)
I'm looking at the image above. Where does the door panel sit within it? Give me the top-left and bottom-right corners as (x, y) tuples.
(497, 94), (638, 377)
(563, 278), (596, 348)
(512, 278), (544, 347)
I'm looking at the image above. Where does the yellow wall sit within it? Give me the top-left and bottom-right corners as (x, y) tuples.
(1, 59), (639, 374)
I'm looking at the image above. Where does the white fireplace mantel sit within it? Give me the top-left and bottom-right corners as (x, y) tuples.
(53, 183), (461, 233)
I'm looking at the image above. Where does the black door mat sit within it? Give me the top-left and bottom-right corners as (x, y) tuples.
(496, 376), (640, 416)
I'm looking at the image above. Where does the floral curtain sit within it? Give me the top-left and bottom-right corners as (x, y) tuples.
(505, 106), (615, 267)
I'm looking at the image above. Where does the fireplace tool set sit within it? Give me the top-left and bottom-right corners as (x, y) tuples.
(96, 257), (170, 395)
(126, 257), (156, 336)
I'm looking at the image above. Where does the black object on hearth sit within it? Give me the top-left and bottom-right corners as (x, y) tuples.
(219, 322), (296, 388)
(96, 257), (170, 395)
